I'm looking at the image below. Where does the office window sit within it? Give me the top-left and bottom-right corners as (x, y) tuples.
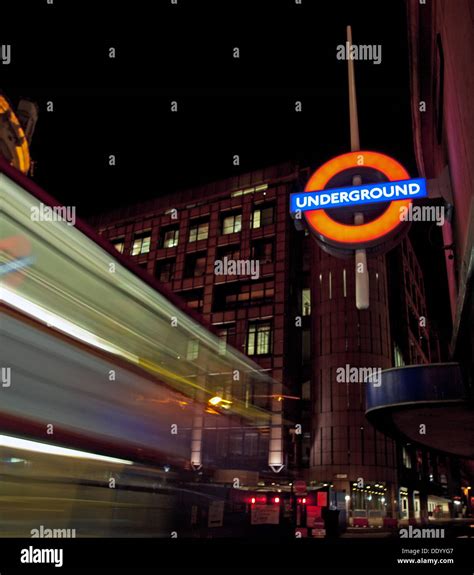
(252, 204), (274, 228)
(110, 237), (125, 254)
(217, 244), (240, 261)
(189, 220), (209, 242)
(178, 288), (204, 312)
(394, 343), (405, 367)
(402, 447), (412, 469)
(302, 288), (311, 316)
(435, 34), (445, 144)
(222, 213), (242, 235)
(251, 238), (274, 264)
(160, 226), (179, 248)
(229, 432), (243, 456)
(131, 231), (151, 255)
(302, 328), (311, 363)
(155, 259), (175, 282)
(247, 322), (272, 356)
(184, 252), (207, 278)
(186, 339), (199, 361)
(213, 282), (274, 311)
(216, 324), (236, 346)
(244, 432), (259, 456)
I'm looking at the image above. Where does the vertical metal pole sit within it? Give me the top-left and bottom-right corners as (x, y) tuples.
(347, 25), (370, 310)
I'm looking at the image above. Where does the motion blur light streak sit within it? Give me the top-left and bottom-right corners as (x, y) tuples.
(0, 434), (133, 465)
(0, 287), (135, 360)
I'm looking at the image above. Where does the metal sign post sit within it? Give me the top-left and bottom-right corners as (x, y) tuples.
(347, 26), (369, 310)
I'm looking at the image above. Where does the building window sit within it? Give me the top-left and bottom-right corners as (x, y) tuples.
(110, 237), (125, 254)
(402, 446), (412, 469)
(302, 288), (311, 316)
(178, 288), (204, 312)
(393, 343), (405, 367)
(216, 323), (236, 347)
(229, 432), (243, 456)
(155, 259), (175, 282)
(189, 220), (209, 242)
(252, 204), (274, 228)
(186, 339), (199, 361)
(247, 321), (272, 356)
(160, 226), (179, 248)
(435, 34), (445, 144)
(213, 281), (275, 311)
(184, 252), (207, 278)
(244, 432), (259, 456)
(302, 328), (311, 363)
(251, 238), (274, 264)
(217, 244), (241, 261)
(221, 213), (242, 235)
(131, 231), (151, 255)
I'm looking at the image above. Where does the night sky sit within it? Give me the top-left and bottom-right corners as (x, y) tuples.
(2, 0), (452, 349)
(3, 0), (415, 215)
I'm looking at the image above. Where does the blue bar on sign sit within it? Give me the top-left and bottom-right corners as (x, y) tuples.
(289, 178), (427, 215)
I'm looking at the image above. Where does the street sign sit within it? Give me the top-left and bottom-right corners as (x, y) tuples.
(250, 505), (280, 525)
(290, 178), (426, 213)
(292, 151), (424, 249)
(208, 501), (225, 528)
(317, 492), (328, 507)
(294, 480), (307, 495)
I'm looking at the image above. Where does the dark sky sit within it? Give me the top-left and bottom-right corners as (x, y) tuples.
(3, 0), (415, 217)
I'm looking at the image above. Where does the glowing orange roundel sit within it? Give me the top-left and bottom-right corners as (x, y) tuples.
(304, 151), (411, 245)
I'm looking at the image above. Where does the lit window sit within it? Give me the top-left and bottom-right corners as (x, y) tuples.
(402, 447), (412, 469)
(131, 231), (151, 255)
(302, 288), (311, 316)
(394, 343), (405, 367)
(252, 205), (274, 229)
(222, 213), (242, 235)
(189, 221), (209, 242)
(247, 322), (272, 356)
(161, 227), (179, 248)
(186, 339), (199, 361)
(111, 237), (125, 254)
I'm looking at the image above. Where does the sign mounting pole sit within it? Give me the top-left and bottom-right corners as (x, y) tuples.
(347, 25), (370, 310)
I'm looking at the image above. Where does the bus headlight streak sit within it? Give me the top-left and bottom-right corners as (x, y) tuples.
(0, 287), (138, 362)
(0, 434), (133, 465)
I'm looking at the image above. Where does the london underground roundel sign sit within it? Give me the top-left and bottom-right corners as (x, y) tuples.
(290, 151), (427, 254)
